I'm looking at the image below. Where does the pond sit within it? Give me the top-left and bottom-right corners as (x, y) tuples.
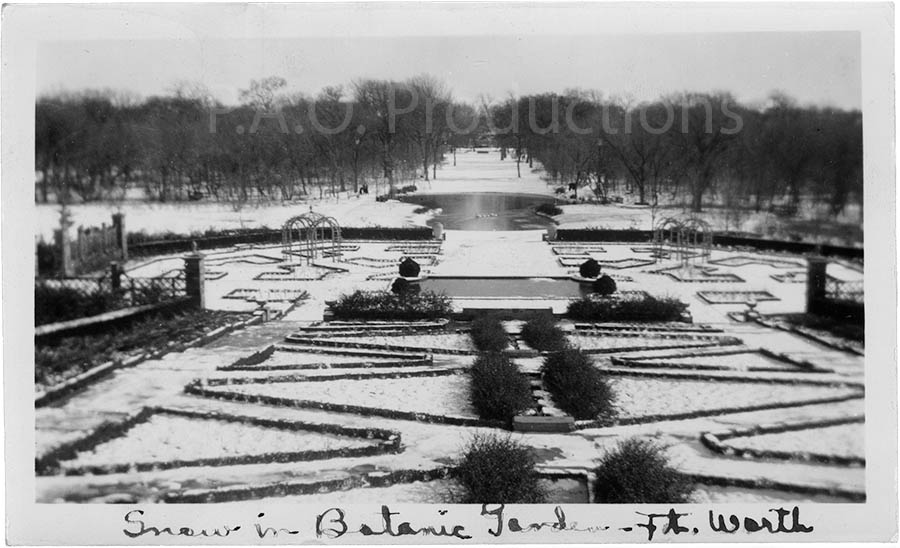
(398, 192), (557, 230)
(417, 277), (590, 299)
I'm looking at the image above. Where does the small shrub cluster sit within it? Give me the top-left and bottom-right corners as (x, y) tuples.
(469, 314), (509, 352)
(593, 274), (617, 295)
(35, 284), (116, 326)
(579, 258), (601, 278)
(535, 203), (563, 216)
(397, 184), (418, 194)
(454, 433), (546, 503)
(330, 290), (452, 320)
(398, 257), (421, 277)
(593, 438), (694, 503)
(541, 349), (614, 420)
(521, 312), (568, 351)
(469, 353), (533, 422)
(567, 294), (688, 322)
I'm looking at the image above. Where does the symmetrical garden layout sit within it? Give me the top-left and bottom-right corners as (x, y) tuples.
(35, 233), (865, 504)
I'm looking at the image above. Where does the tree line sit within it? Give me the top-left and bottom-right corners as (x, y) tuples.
(488, 90), (862, 215)
(36, 76), (862, 218)
(35, 75), (480, 205)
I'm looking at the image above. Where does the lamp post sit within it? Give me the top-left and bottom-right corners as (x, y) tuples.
(596, 137), (605, 201)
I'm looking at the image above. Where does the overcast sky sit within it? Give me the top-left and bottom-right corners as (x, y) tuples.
(37, 32), (861, 109)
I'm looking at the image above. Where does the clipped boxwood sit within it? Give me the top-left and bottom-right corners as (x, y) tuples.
(454, 433), (546, 503)
(469, 314), (509, 352)
(567, 294), (688, 322)
(593, 274), (617, 296)
(330, 290), (452, 321)
(594, 438), (694, 503)
(579, 258), (601, 278)
(469, 353), (533, 422)
(399, 257), (421, 277)
(541, 349), (614, 420)
(521, 312), (568, 352)
(390, 277), (420, 295)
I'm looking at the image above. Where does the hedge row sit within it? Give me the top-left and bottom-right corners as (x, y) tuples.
(555, 229), (863, 260)
(567, 294), (689, 322)
(329, 290), (453, 321)
(542, 349), (615, 420)
(128, 227), (434, 256)
(469, 353), (534, 423)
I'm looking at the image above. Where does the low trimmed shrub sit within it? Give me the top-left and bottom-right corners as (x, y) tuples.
(567, 294), (688, 322)
(535, 203), (563, 216)
(330, 290), (452, 321)
(521, 312), (568, 352)
(469, 314), (509, 352)
(469, 353), (534, 422)
(399, 257), (421, 277)
(454, 433), (546, 503)
(593, 438), (694, 503)
(541, 349), (614, 420)
(593, 274), (617, 296)
(579, 258), (601, 278)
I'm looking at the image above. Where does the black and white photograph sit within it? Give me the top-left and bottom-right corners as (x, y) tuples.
(3, 2), (896, 544)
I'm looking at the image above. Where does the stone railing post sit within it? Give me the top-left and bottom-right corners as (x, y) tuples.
(112, 212), (127, 261)
(432, 222), (444, 241)
(545, 225), (557, 241)
(806, 256), (827, 314)
(184, 252), (206, 308)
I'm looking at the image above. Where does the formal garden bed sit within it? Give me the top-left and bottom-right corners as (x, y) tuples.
(223, 288), (309, 302)
(37, 407), (400, 476)
(187, 370), (495, 427)
(703, 417), (864, 465)
(35, 308), (254, 395)
(610, 348), (819, 373)
(766, 313), (864, 347)
(550, 245), (607, 256)
(567, 332), (741, 353)
(652, 265), (745, 283)
(220, 347), (432, 372)
(304, 332), (477, 354)
(708, 255), (804, 269)
(697, 290), (779, 304)
(580, 376), (862, 427)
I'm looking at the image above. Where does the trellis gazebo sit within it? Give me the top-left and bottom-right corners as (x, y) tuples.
(652, 216), (713, 266)
(281, 209), (343, 265)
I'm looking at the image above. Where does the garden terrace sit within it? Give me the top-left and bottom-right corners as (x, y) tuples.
(34, 157), (866, 506)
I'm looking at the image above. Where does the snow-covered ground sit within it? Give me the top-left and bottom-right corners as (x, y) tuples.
(61, 413), (371, 471)
(210, 373), (478, 419)
(723, 423), (864, 460)
(35, 194), (431, 242)
(34, 150), (867, 505)
(608, 377), (858, 420)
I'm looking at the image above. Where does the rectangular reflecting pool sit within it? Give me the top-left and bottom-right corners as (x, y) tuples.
(416, 277), (590, 298)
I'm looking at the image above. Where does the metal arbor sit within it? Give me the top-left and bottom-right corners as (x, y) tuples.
(281, 210), (343, 265)
(652, 216), (713, 267)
